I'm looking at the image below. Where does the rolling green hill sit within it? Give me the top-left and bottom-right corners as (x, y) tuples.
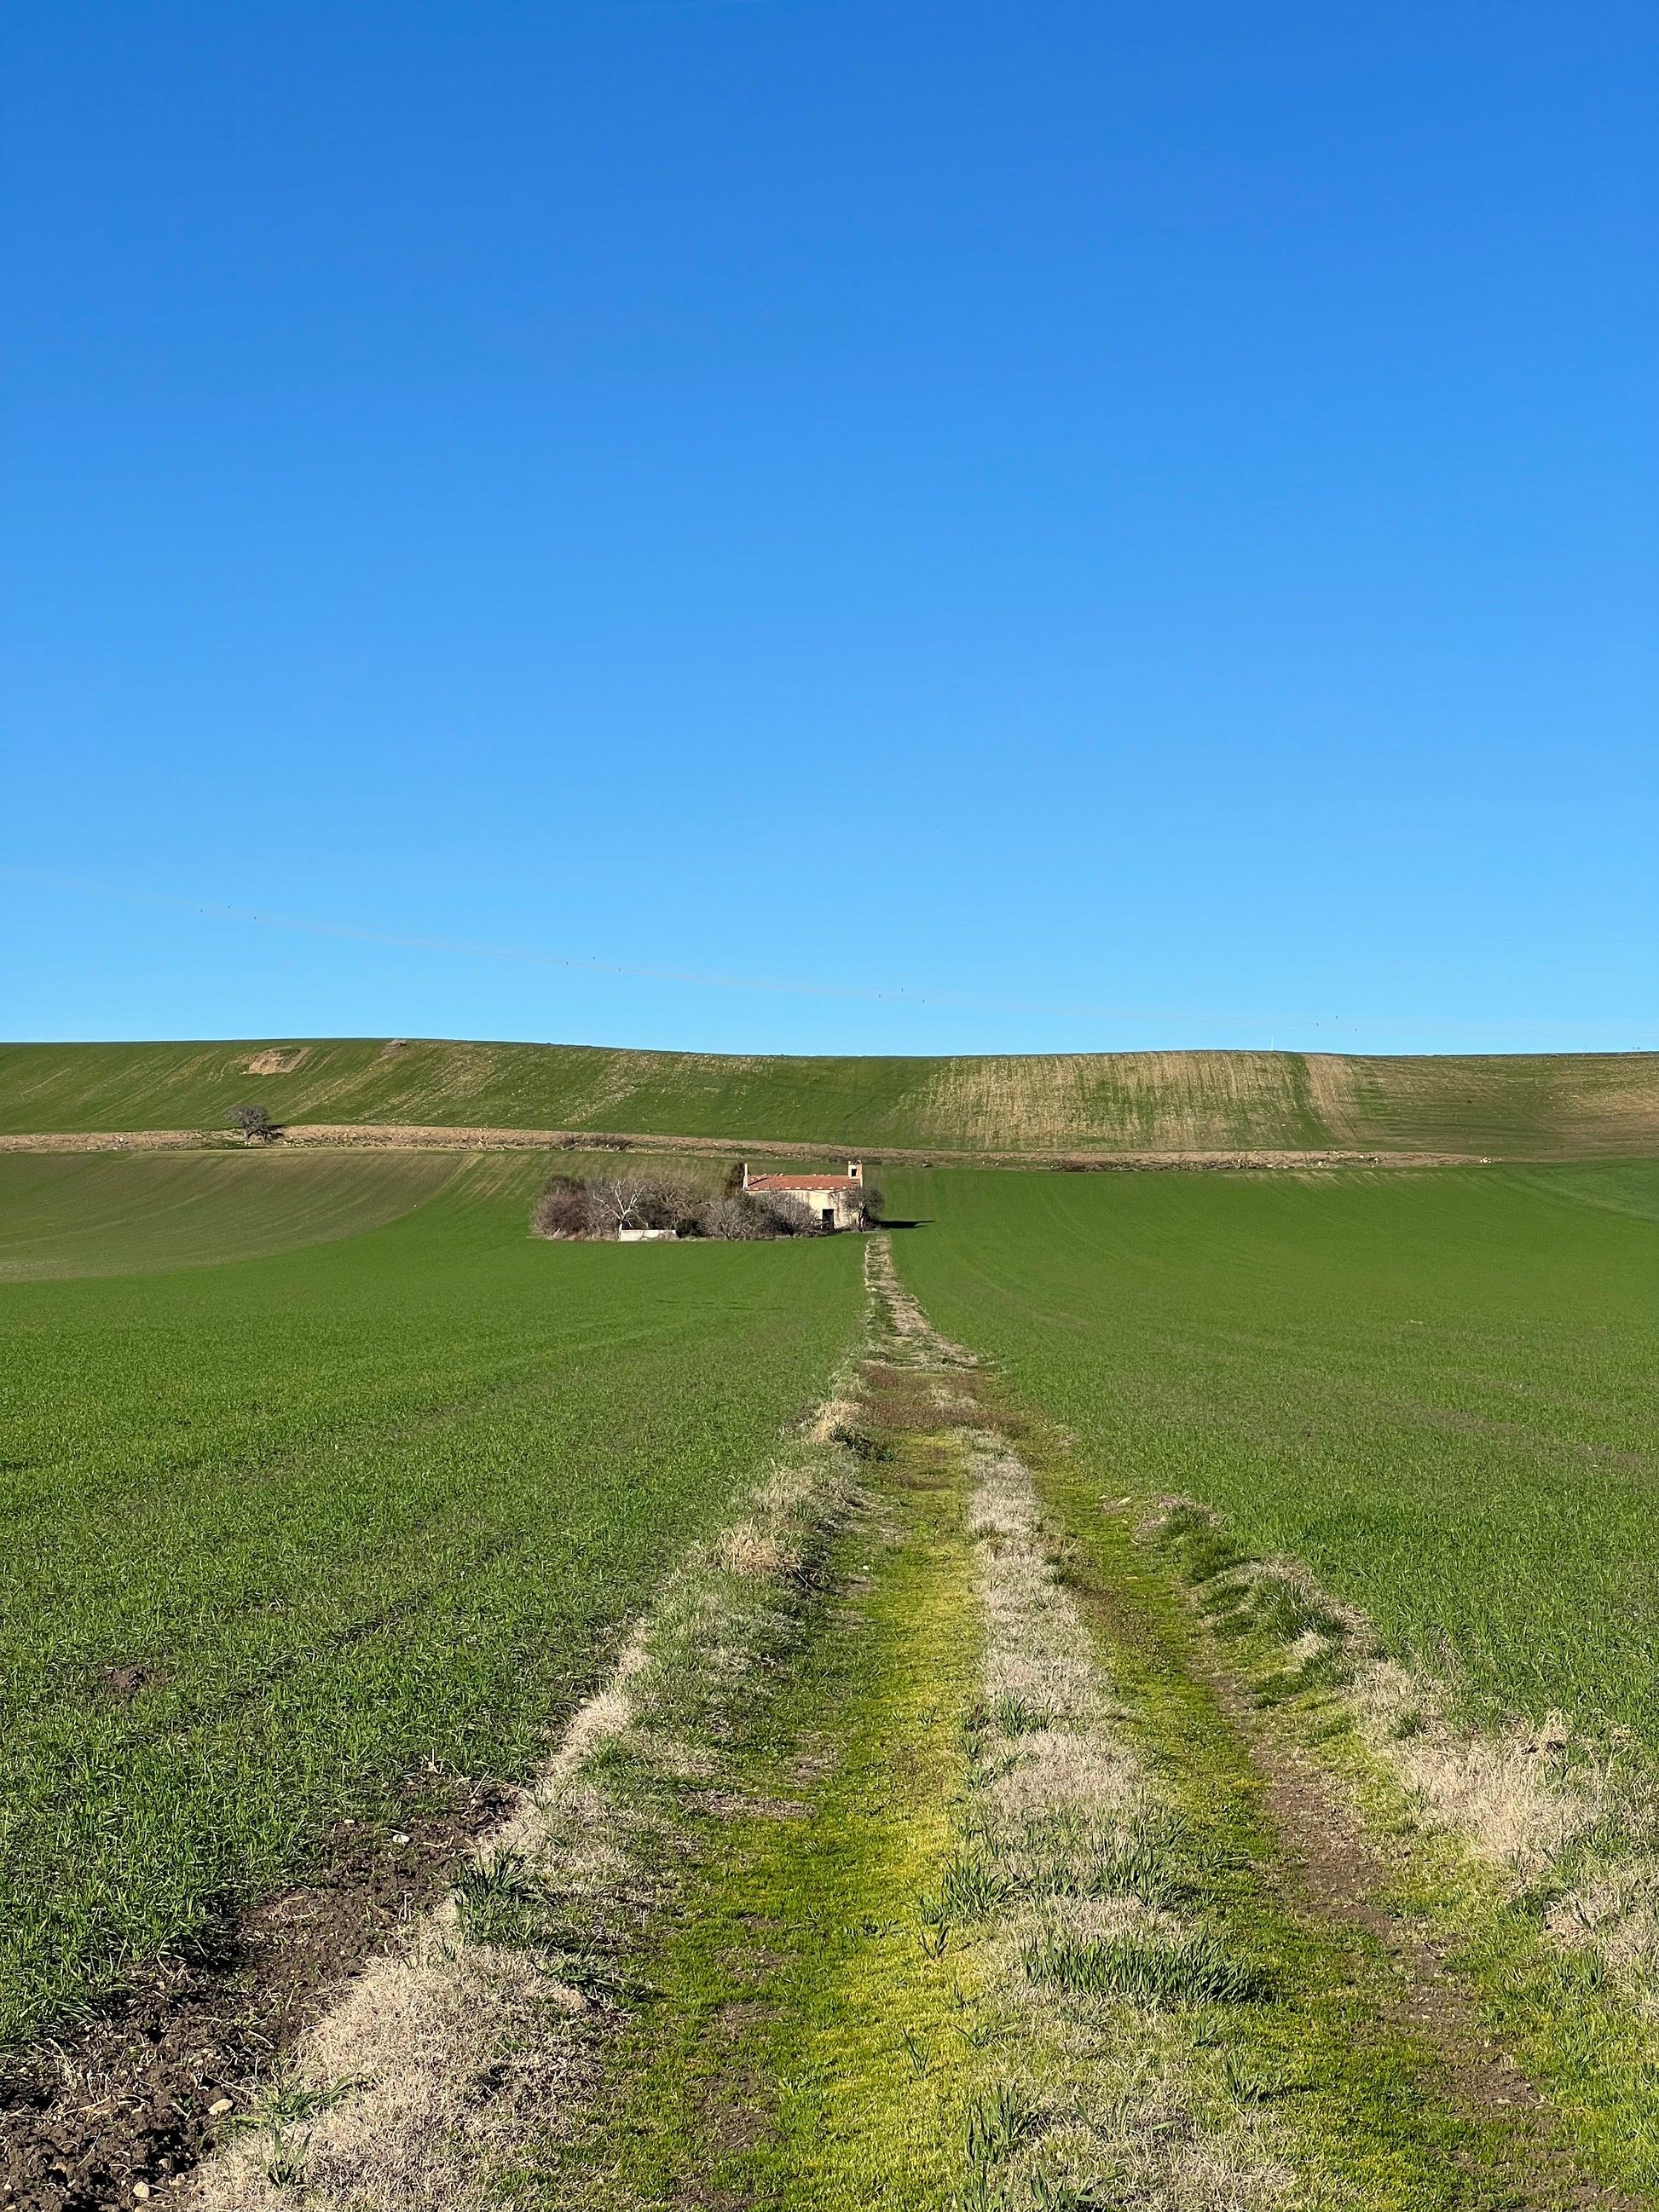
(0, 1037), (1655, 1158)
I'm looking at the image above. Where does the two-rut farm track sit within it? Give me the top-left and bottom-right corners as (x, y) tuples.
(195, 1250), (1655, 2206)
(6, 1240), (1649, 2209)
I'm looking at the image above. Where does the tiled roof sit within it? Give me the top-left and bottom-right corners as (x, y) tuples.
(746, 1174), (859, 1192)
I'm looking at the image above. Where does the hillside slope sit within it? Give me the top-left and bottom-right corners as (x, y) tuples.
(0, 1038), (1655, 1157)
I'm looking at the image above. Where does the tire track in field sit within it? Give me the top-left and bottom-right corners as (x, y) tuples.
(855, 1247), (1643, 2211)
(151, 1250), (1659, 2209)
(783, 1246), (1645, 2209)
(1229, 1716), (1645, 2211)
(518, 1241), (1633, 2209)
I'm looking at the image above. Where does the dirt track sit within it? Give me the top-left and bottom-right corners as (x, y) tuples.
(0, 1124), (1487, 1170)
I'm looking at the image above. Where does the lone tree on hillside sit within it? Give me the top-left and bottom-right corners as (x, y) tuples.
(228, 1103), (280, 1145)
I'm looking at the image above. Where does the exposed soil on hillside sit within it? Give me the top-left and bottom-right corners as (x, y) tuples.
(240, 1052), (309, 1077)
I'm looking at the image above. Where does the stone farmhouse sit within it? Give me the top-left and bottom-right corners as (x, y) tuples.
(741, 1160), (868, 1231)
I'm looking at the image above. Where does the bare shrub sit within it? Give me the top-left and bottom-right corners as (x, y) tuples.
(227, 1104), (279, 1145)
(531, 1177), (595, 1239)
(584, 1175), (705, 1237)
(702, 1188), (822, 1239)
(752, 1188), (823, 1237)
(699, 1194), (770, 1242)
(531, 1173), (824, 1242)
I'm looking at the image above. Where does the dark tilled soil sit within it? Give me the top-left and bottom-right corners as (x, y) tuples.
(0, 1776), (513, 2212)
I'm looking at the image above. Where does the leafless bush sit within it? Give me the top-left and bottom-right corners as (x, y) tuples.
(228, 1103), (279, 1145)
(584, 1174), (706, 1237)
(749, 1188), (822, 1237)
(532, 1173), (825, 1242)
(531, 1177), (594, 1239)
(698, 1194), (766, 1241)
(534, 1172), (704, 1240)
(699, 1190), (820, 1239)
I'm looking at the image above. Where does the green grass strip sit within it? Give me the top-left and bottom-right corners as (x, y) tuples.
(546, 1448), (986, 2208)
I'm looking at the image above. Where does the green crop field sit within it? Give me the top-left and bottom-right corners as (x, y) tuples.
(3, 1035), (1657, 1157)
(0, 1150), (461, 1280)
(0, 1154), (864, 2045)
(9, 1118), (1659, 2208)
(887, 1162), (1659, 1743)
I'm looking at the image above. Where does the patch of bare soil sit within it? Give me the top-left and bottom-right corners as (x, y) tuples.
(1218, 1685), (1645, 2211)
(240, 1052), (309, 1077)
(858, 1361), (997, 1446)
(0, 1132), (211, 1156)
(0, 1126), (1488, 1168)
(0, 1779), (512, 2212)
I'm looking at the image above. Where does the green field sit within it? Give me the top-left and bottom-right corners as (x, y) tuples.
(887, 1162), (1659, 1742)
(0, 1154), (864, 2043)
(8, 1125), (1659, 2205)
(3, 1035), (1657, 1156)
(0, 1149), (461, 1280)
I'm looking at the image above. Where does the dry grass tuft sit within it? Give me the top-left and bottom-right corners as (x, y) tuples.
(718, 1523), (803, 1578)
(1350, 1660), (1611, 1879)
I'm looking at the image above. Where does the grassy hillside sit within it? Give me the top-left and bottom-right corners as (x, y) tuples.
(0, 1165), (864, 2043)
(2, 1037), (1656, 1156)
(887, 1162), (1659, 1743)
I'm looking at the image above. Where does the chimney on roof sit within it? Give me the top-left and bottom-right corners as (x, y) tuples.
(847, 1161), (862, 1181)
(740, 1162), (750, 1192)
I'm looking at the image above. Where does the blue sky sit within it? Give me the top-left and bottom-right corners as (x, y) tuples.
(3, 0), (1653, 1056)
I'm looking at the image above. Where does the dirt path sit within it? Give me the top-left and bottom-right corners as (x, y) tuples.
(13, 1246), (1648, 2209)
(0, 1124), (1483, 1168)
(504, 1244), (1655, 2207)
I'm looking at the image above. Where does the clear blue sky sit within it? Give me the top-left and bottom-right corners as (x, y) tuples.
(3, 1), (1653, 1056)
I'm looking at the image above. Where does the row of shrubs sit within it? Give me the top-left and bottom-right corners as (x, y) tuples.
(532, 1170), (880, 1242)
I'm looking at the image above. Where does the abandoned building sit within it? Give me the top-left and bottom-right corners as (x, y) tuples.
(740, 1160), (868, 1231)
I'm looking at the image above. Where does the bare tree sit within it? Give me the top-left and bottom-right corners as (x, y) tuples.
(580, 1174), (705, 1239)
(531, 1170), (823, 1242)
(228, 1104), (279, 1145)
